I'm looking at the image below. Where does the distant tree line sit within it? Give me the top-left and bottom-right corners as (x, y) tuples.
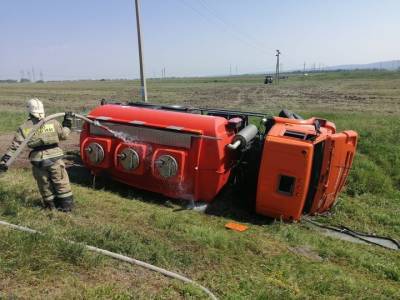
(0, 78), (46, 84)
(0, 79), (18, 83)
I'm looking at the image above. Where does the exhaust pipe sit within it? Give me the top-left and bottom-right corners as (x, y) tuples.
(227, 124), (258, 150)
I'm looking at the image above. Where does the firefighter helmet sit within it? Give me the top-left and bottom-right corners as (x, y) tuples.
(27, 98), (45, 119)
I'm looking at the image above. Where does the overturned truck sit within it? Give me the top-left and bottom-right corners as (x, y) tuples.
(80, 102), (357, 221)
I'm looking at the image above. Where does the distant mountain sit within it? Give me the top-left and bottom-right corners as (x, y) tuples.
(325, 60), (400, 71)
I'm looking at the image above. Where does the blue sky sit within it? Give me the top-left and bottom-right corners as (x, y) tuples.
(0, 0), (399, 80)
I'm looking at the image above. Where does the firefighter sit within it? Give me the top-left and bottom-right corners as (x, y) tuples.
(0, 98), (74, 212)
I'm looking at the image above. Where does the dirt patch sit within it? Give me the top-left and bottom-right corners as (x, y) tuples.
(288, 246), (323, 262)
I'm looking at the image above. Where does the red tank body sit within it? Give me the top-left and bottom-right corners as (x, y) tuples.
(80, 104), (235, 202)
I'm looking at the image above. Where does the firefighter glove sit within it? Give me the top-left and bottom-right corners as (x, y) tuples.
(0, 163), (8, 173)
(62, 112), (73, 129)
(0, 154), (11, 164)
(0, 154), (11, 173)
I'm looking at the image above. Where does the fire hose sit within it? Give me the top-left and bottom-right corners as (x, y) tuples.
(303, 218), (399, 251)
(1, 112), (218, 299)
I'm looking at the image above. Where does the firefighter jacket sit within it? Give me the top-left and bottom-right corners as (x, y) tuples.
(6, 118), (70, 163)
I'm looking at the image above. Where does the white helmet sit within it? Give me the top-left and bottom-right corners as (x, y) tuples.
(27, 98), (45, 119)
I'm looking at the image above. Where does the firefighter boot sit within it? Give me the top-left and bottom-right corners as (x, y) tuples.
(57, 196), (74, 212)
(43, 200), (56, 210)
(54, 197), (61, 210)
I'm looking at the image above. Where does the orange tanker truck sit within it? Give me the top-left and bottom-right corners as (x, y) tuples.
(80, 102), (357, 221)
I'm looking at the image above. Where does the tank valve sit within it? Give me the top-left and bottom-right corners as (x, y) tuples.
(118, 148), (139, 170)
(117, 153), (127, 159)
(85, 143), (105, 165)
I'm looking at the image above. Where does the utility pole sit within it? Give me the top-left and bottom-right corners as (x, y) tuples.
(32, 67), (36, 82)
(134, 0), (148, 102)
(160, 67), (166, 79)
(275, 50), (281, 84)
(303, 62), (306, 74)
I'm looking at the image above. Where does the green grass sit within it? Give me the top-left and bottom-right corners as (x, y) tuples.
(0, 70), (399, 299)
(0, 169), (399, 299)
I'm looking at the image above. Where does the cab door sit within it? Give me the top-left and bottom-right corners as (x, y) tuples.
(256, 135), (314, 221)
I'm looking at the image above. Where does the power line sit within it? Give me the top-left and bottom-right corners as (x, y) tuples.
(197, 0), (268, 51)
(178, 0), (268, 56)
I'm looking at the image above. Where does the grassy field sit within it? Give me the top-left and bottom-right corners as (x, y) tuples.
(0, 71), (399, 299)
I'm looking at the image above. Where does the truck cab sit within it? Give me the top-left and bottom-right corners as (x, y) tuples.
(256, 117), (357, 221)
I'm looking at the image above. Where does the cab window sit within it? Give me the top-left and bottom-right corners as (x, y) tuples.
(277, 175), (295, 196)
